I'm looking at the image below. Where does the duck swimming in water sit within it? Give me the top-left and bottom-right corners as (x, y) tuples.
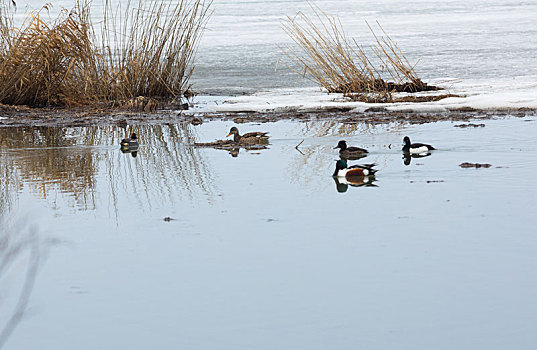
(333, 159), (377, 179)
(227, 127), (269, 144)
(334, 140), (368, 160)
(120, 133), (139, 148)
(402, 136), (435, 154)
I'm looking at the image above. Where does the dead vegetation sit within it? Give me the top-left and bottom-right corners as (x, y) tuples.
(281, 5), (444, 103)
(348, 93), (460, 103)
(0, 0), (211, 107)
(459, 162), (492, 168)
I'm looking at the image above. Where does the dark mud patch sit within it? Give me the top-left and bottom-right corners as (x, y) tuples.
(459, 162), (492, 168)
(454, 123), (486, 128)
(346, 93), (460, 103)
(409, 180), (445, 183)
(0, 104), (535, 128)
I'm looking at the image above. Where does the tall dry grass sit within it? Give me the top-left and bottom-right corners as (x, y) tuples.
(0, 0), (211, 107)
(281, 6), (438, 101)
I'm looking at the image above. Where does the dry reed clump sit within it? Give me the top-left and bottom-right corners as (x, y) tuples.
(0, 0), (211, 107)
(281, 6), (442, 102)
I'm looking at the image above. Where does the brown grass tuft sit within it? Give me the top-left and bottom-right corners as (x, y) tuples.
(281, 5), (439, 101)
(0, 0), (211, 107)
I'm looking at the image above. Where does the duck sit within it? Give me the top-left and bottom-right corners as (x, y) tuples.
(402, 136), (435, 154)
(227, 127), (269, 144)
(334, 140), (368, 160)
(120, 133), (139, 148)
(333, 159), (377, 179)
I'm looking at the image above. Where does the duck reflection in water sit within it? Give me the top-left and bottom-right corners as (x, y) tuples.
(194, 143), (268, 157)
(229, 147), (240, 157)
(332, 159), (378, 192)
(120, 148), (138, 158)
(226, 145), (269, 157)
(402, 152), (431, 165)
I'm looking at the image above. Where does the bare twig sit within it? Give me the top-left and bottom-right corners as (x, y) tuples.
(295, 139), (305, 155)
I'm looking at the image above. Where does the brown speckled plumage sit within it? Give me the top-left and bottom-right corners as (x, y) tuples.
(227, 127), (269, 144)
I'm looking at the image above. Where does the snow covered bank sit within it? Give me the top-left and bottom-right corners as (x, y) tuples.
(188, 76), (537, 114)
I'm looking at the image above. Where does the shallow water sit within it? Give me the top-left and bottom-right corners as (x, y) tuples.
(1, 116), (537, 349)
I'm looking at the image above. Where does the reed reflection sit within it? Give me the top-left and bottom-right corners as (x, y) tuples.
(0, 124), (217, 215)
(299, 120), (374, 137)
(0, 218), (53, 350)
(107, 123), (217, 212)
(0, 152), (20, 215)
(289, 121), (376, 185)
(0, 127), (98, 211)
(288, 121), (393, 188)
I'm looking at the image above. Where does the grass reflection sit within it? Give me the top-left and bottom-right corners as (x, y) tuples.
(0, 127), (98, 210)
(103, 124), (216, 218)
(287, 120), (401, 188)
(0, 124), (216, 215)
(0, 218), (48, 350)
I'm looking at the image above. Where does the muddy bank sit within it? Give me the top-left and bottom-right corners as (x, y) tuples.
(0, 104), (535, 128)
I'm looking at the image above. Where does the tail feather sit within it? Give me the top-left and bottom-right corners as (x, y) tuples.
(349, 163), (377, 175)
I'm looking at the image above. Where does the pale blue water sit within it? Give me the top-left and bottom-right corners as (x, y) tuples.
(2, 0), (537, 348)
(1, 116), (537, 349)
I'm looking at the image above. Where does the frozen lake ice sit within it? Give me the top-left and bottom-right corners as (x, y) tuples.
(8, 0), (537, 111)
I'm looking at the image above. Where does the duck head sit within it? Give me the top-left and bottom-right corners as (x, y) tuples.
(333, 159), (348, 176)
(402, 136), (411, 151)
(227, 127), (239, 137)
(334, 140), (347, 151)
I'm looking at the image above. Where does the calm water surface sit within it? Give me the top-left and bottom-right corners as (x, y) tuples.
(1, 117), (536, 349)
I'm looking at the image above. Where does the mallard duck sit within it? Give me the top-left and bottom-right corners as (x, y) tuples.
(402, 136), (435, 154)
(120, 133), (139, 148)
(334, 140), (368, 160)
(333, 159), (377, 178)
(227, 127), (269, 144)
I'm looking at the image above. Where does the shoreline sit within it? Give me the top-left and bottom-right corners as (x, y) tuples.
(0, 105), (535, 128)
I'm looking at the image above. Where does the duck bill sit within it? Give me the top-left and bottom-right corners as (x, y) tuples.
(226, 133), (232, 137)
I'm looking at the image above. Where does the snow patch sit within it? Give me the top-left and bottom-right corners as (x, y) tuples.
(189, 76), (537, 114)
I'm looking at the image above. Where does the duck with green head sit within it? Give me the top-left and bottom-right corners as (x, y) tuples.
(120, 133), (139, 148)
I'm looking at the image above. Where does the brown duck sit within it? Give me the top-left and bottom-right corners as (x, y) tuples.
(334, 140), (368, 160)
(227, 127), (269, 144)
